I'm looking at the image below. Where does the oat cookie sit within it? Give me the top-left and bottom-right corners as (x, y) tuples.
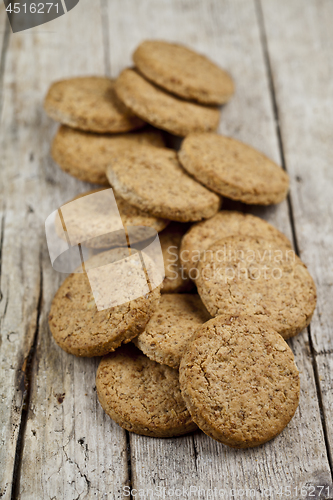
(55, 188), (169, 249)
(180, 211), (292, 277)
(96, 344), (197, 437)
(49, 249), (161, 357)
(134, 294), (210, 368)
(179, 133), (289, 205)
(106, 145), (221, 222)
(133, 40), (234, 105)
(44, 77), (145, 133)
(179, 315), (300, 448)
(159, 223), (193, 293)
(196, 235), (317, 339)
(114, 69), (220, 137)
(51, 125), (165, 185)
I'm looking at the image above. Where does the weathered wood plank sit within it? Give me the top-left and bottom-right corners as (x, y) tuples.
(0, 12), (43, 499)
(0, 6), (9, 493)
(0, 3), (9, 121)
(20, 253), (128, 500)
(317, 354), (333, 463)
(0, 1), (128, 498)
(0, 4), (6, 55)
(260, 0), (333, 468)
(1, 0), (332, 498)
(105, 0), (332, 497)
(260, 0), (333, 355)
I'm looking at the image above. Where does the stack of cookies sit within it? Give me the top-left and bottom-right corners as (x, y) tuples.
(45, 40), (316, 449)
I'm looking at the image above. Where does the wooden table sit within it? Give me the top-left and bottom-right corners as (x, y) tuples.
(0, 1), (333, 498)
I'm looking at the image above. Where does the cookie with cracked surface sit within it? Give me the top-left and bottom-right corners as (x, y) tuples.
(44, 77), (145, 133)
(96, 344), (197, 437)
(49, 249), (161, 357)
(114, 68), (220, 137)
(134, 294), (210, 369)
(106, 145), (221, 222)
(133, 40), (234, 105)
(180, 211), (292, 277)
(179, 315), (300, 448)
(55, 188), (169, 249)
(159, 222), (194, 293)
(196, 235), (316, 339)
(51, 125), (165, 185)
(179, 133), (289, 205)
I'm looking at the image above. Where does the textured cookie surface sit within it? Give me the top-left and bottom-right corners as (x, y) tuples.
(180, 211), (292, 277)
(49, 249), (161, 357)
(51, 125), (165, 185)
(179, 133), (289, 205)
(55, 188), (169, 249)
(159, 223), (193, 293)
(114, 69), (220, 137)
(96, 344), (197, 437)
(106, 145), (221, 222)
(196, 235), (316, 339)
(133, 40), (234, 105)
(134, 294), (210, 368)
(44, 77), (145, 133)
(179, 315), (300, 448)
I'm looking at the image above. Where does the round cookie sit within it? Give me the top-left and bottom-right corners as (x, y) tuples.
(44, 77), (145, 133)
(51, 125), (165, 185)
(114, 68), (220, 137)
(55, 188), (169, 249)
(106, 145), (221, 222)
(96, 344), (197, 437)
(133, 40), (234, 105)
(180, 211), (292, 277)
(49, 249), (161, 357)
(179, 133), (290, 205)
(196, 235), (317, 339)
(159, 223), (194, 293)
(134, 294), (210, 368)
(179, 315), (300, 448)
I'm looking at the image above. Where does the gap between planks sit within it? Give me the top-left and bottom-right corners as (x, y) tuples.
(255, 0), (333, 480)
(0, 23), (45, 494)
(105, 0), (333, 496)
(0, 15), (46, 500)
(0, 1), (128, 498)
(0, 0), (332, 496)
(10, 258), (43, 500)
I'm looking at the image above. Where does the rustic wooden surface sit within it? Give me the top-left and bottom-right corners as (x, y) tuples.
(0, 0), (332, 499)
(260, 0), (333, 467)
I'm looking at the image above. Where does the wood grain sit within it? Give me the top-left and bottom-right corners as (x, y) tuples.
(0, 4), (9, 119)
(260, 0), (333, 354)
(0, 17), (42, 500)
(0, 0), (332, 498)
(260, 0), (333, 469)
(0, 1), (128, 499)
(105, 0), (332, 497)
